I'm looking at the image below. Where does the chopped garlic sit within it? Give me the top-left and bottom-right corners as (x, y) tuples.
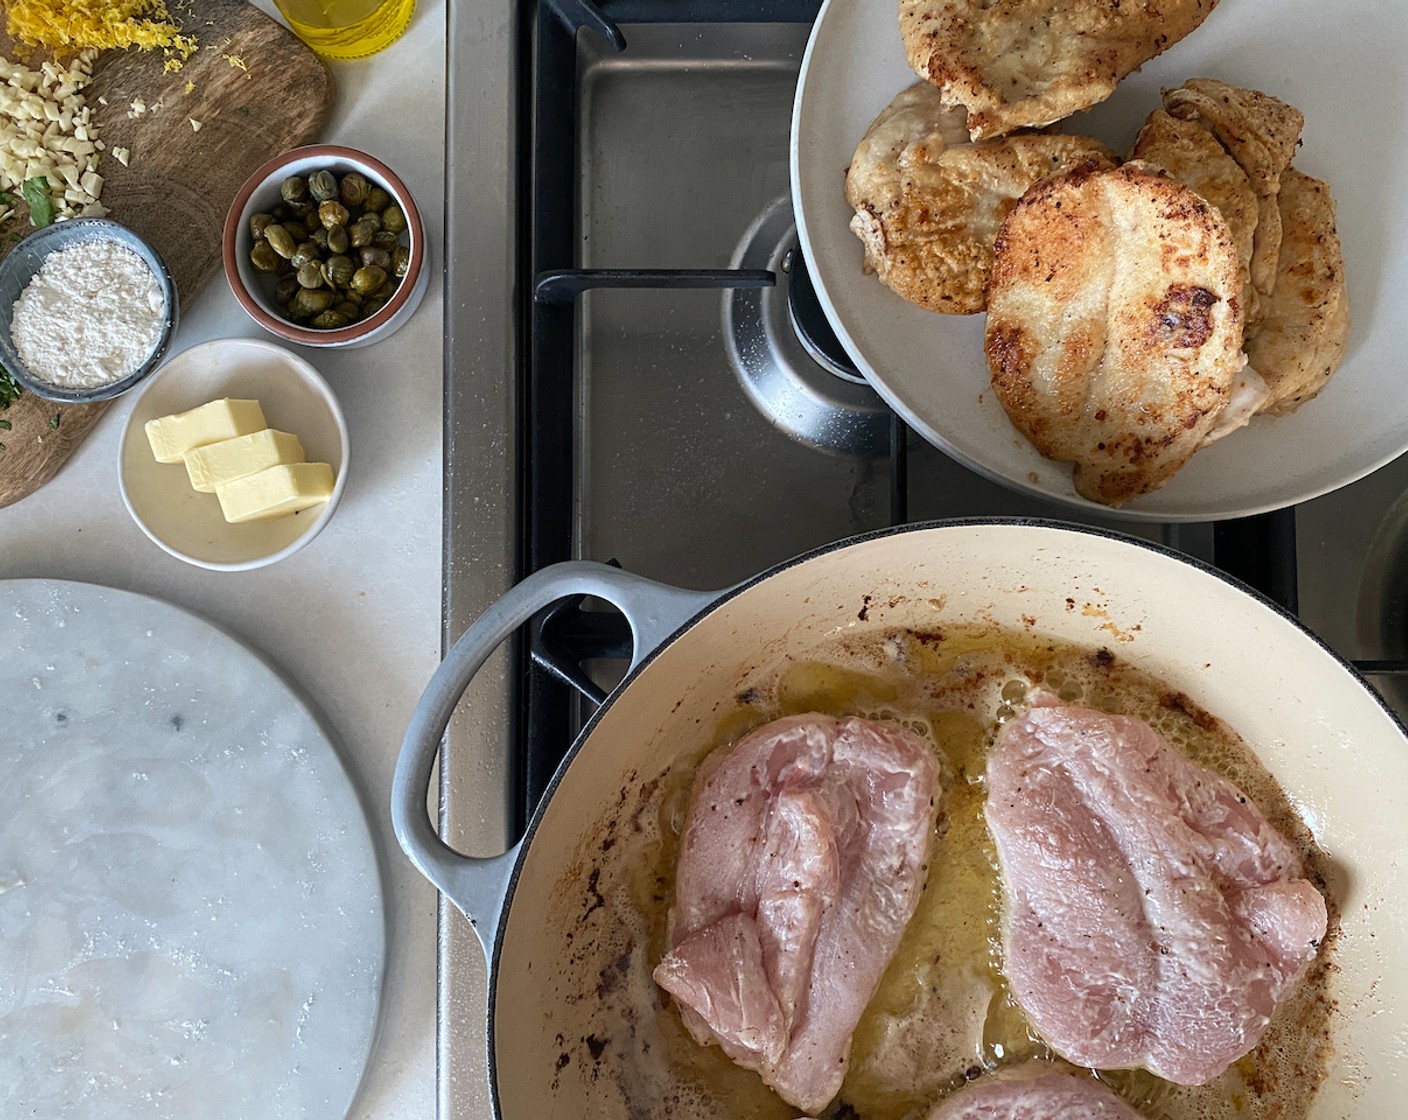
(0, 50), (106, 223)
(189, 118), (201, 132)
(113, 147), (130, 167)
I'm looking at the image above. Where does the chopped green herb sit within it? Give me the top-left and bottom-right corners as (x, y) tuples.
(236, 105), (251, 116)
(48, 412), (60, 429)
(0, 442), (7, 451)
(8, 231), (22, 242)
(0, 367), (20, 409)
(0, 420), (11, 431)
(23, 177), (54, 228)
(0, 191), (13, 204)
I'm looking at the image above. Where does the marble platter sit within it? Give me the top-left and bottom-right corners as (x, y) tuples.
(0, 579), (385, 1119)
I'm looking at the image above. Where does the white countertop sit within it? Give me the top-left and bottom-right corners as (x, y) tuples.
(0, 5), (447, 1117)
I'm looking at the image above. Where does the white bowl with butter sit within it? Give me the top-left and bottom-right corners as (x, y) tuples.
(118, 338), (349, 571)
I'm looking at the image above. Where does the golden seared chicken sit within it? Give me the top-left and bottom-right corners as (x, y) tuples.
(985, 163), (1245, 506)
(899, 0), (1222, 140)
(1245, 170), (1349, 414)
(1132, 111), (1260, 321)
(1164, 79), (1304, 195)
(1136, 80), (1347, 413)
(846, 81), (1113, 314)
(1136, 80), (1304, 328)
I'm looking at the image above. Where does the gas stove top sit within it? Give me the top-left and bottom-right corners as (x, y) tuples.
(439, 3), (1408, 1115)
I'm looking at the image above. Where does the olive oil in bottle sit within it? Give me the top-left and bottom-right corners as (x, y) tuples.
(275, 0), (416, 60)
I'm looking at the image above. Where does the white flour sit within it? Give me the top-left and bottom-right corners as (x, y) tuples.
(10, 239), (165, 389)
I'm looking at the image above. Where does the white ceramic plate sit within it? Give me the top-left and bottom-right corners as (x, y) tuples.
(119, 338), (349, 570)
(0, 579), (384, 1119)
(792, 0), (1408, 521)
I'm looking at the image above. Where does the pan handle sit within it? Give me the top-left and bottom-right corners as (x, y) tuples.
(391, 560), (720, 957)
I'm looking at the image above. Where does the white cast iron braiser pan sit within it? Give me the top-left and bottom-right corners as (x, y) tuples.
(392, 521), (1408, 1118)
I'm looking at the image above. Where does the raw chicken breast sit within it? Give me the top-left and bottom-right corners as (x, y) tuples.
(985, 695), (1327, 1085)
(927, 1066), (1146, 1119)
(653, 714), (940, 1114)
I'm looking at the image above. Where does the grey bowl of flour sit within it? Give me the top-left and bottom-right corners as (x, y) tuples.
(0, 217), (179, 403)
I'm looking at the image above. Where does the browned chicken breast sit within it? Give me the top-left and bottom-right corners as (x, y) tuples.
(1245, 170), (1350, 414)
(1138, 80), (1304, 331)
(985, 163), (1245, 506)
(1135, 81), (1345, 414)
(846, 81), (1113, 314)
(1132, 109), (1260, 321)
(899, 0), (1222, 141)
(1164, 79), (1304, 195)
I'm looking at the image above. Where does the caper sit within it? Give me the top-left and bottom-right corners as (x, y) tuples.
(351, 265), (388, 295)
(348, 219), (376, 249)
(326, 225), (349, 255)
(364, 186), (391, 213)
(264, 224), (296, 259)
(361, 295), (386, 318)
(339, 171), (370, 208)
(275, 274), (300, 306)
(250, 240), (278, 273)
(290, 287), (334, 317)
(289, 199), (317, 220)
(272, 203), (291, 221)
(282, 220), (309, 244)
(290, 241), (319, 269)
(357, 210), (382, 232)
(250, 212), (275, 240)
(280, 175), (308, 203)
(359, 246), (391, 270)
(296, 261), (325, 289)
(318, 200), (350, 230)
(372, 229), (400, 250)
(322, 254), (355, 289)
(392, 244), (411, 278)
(309, 310), (351, 330)
(310, 228), (330, 251)
(381, 204), (407, 234)
(308, 169), (339, 202)
(372, 280), (396, 300)
(333, 301), (360, 318)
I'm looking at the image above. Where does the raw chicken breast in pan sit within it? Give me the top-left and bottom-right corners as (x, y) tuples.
(925, 1065), (1147, 1119)
(653, 713), (940, 1114)
(985, 693), (1327, 1085)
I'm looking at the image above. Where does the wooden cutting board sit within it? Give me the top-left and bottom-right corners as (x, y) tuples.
(0, 1), (335, 510)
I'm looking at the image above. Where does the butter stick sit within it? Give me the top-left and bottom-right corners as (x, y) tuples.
(183, 429), (305, 493)
(215, 462), (334, 524)
(145, 399), (267, 464)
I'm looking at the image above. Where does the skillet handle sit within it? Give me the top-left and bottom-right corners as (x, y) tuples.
(391, 560), (719, 957)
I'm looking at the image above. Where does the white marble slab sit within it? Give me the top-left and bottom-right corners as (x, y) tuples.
(0, 579), (384, 1120)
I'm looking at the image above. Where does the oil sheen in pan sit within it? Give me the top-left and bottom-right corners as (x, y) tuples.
(546, 625), (1338, 1120)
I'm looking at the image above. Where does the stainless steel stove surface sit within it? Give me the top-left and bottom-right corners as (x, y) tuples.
(440, 5), (1408, 1116)
(572, 23), (1208, 590)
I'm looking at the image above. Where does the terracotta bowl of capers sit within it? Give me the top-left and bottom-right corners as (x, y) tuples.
(223, 144), (427, 349)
